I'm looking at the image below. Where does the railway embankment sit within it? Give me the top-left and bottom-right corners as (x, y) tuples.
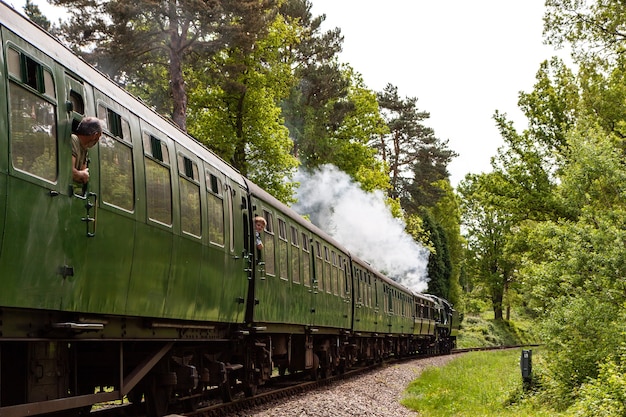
(456, 313), (539, 349)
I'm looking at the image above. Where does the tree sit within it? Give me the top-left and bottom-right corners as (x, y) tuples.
(319, 68), (389, 192)
(458, 173), (515, 320)
(544, 0), (626, 63)
(489, 58), (579, 224)
(421, 210), (451, 299)
(429, 180), (464, 307)
(519, 121), (626, 405)
(23, 0), (51, 31)
(50, 0), (275, 132)
(187, 12), (300, 202)
(279, 1), (353, 168)
(375, 84), (455, 207)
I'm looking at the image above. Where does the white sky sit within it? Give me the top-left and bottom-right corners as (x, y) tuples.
(11, 0), (567, 186)
(311, 0), (568, 186)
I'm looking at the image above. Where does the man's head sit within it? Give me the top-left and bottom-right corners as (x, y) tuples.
(76, 116), (103, 148)
(254, 216), (267, 232)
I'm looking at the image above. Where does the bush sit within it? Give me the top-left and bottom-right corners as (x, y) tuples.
(571, 348), (626, 417)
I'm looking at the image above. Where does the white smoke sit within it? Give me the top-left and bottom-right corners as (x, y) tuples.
(292, 164), (429, 292)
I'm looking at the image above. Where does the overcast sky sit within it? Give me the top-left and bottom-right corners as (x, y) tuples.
(310, 0), (568, 186)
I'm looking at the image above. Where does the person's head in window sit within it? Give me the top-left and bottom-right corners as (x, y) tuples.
(254, 216), (267, 250)
(72, 116), (103, 184)
(254, 216), (266, 233)
(76, 117), (103, 148)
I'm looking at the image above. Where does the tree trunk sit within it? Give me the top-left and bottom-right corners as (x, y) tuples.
(232, 91), (248, 176)
(169, 17), (187, 131)
(492, 291), (504, 320)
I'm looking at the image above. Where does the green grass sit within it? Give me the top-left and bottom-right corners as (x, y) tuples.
(401, 349), (567, 417)
(456, 313), (539, 349)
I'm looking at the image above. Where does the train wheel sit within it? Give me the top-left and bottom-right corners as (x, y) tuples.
(184, 397), (200, 412)
(309, 354), (320, 381)
(220, 374), (236, 403)
(127, 389), (141, 403)
(144, 375), (172, 417)
(244, 381), (258, 397)
(337, 359), (346, 375)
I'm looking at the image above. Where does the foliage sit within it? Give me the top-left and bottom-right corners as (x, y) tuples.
(517, 121), (626, 404)
(50, 0), (236, 130)
(375, 84), (456, 205)
(491, 59), (577, 225)
(544, 0), (626, 63)
(430, 180), (464, 306)
(23, 0), (51, 30)
(279, 0), (350, 167)
(421, 210), (451, 299)
(330, 69), (390, 192)
(571, 342), (626, 417)
(458, 173), (516, 320)
(187, 13), (300, 202)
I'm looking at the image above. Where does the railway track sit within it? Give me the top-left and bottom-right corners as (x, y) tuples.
(184, 346), (533, 417)
(90, 345), (534, 417)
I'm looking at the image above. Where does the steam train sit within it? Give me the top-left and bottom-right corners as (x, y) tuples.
(0, 2), (459, 416)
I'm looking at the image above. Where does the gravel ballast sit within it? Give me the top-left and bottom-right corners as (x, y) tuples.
(234, 353), (463, 417)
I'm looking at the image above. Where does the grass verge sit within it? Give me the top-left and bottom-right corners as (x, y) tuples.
(401, 348), (566, 417)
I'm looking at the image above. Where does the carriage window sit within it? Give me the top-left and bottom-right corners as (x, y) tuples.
(290, 226), (300, 284)
(98, 104), (130, 142)
(323, 246), (331, 294)
(178, 154), (201, 237)
(278, 219), (287, 239)
(301, 233), (310, 286)
(365, 273), (370, 307)
(7, 49), (55, 98)
(143, 132), (172, 225)
(315, 242), (323, 291)
(373, 279), (377, 306)
(340, 256), (350, 295)
(7, 48), (20, 78)
(262, 210), (275, 276)
(206, 171), (224, 245)
(226, 185), (235, 252)
(9, 79), (57, 182)
(143, 132), (169, 164)
(69, 90), (85, 115)
(99, 106), (134, 210)
(331, 251), (338, 295)
(278, 219), (288, 280)
(43, 71), (54, 98)
(263, 211), (274, 233)
(100, 134), (134, 211)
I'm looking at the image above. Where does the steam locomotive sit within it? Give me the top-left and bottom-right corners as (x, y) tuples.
(0, 2), (459, 416)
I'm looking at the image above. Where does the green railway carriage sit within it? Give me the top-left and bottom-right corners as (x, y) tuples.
(413, 293), (437, 337)
(246, 179), (352, 330)
(351, 258), (385, 335)
(384, 282), (414, 337)
(412, 293), (438, 352)
(0, 3), (257, 414)
(245, 179), (353, 376)
(350, 256), (417, 358)
(0, 6), (249, 324)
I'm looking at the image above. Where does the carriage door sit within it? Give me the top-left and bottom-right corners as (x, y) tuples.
(223, 180), (249, 322)
(65, 74), (97, 227)
(1, 43), (70, 310)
